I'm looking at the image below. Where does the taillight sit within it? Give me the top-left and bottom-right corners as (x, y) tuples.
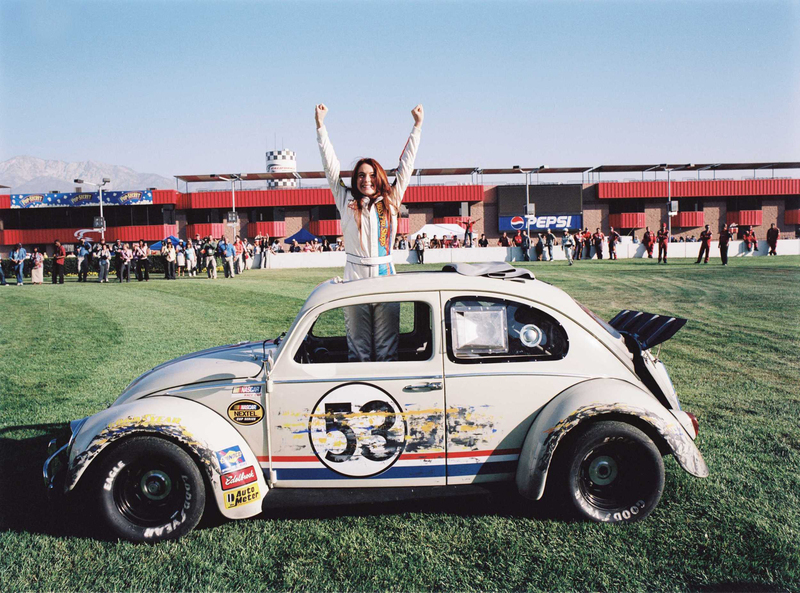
(686, 412), (700, 437)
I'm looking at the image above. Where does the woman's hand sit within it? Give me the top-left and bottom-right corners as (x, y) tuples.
(315, 104), (328, 129)
(412, 104), (424, 128)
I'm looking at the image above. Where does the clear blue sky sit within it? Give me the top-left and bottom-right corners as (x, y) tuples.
(1, 0), (798, 181)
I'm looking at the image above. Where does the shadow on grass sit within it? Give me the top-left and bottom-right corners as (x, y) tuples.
(0, 423), (561, 540)
(0, 423), (96, 539)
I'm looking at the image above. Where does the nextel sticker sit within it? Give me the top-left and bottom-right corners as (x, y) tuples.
(227, 400), (264, 426)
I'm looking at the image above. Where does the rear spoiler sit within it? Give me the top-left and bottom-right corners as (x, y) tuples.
(608, 310), (687, 351)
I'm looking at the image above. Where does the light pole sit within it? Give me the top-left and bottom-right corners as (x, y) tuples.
(215, 174), (243, 240)
(74, 177), (111, 241)
(658, 164), (691, 237)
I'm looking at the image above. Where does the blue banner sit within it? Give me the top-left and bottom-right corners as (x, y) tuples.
(499, 214), (583, 232)
(10, 190), (153, 209)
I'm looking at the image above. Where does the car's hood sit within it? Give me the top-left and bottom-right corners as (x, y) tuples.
(113, 341), (276, 406)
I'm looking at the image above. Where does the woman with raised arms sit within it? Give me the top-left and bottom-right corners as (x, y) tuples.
(315, 103), (423, 362)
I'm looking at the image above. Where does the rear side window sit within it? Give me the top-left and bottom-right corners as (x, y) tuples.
(445, 296), (568, 364)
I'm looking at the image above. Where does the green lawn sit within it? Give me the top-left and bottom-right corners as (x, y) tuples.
(1, 256), (799, 592)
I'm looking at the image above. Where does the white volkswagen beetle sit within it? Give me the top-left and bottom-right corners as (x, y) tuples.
(44, 263), (708, 542)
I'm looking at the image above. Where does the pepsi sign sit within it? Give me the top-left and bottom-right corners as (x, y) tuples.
(499, 214), (582, 232)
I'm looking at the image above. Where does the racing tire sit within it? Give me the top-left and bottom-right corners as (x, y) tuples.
(93, 436), (205, 542)
(559, 421), (664, 523)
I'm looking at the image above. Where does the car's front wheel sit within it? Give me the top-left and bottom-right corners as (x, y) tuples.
(93, 436), (205, 542)
(560, 421), (664, 523)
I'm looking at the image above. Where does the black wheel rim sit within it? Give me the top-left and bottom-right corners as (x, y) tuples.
(114, 457), (187, 527)
(578, 439), (652, 511)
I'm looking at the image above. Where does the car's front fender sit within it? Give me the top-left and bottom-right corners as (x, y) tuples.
(66, 396), (267, 520)
(516, 378), (709, 500)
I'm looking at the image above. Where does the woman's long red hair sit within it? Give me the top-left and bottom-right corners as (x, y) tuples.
(349, 158), (399, 235)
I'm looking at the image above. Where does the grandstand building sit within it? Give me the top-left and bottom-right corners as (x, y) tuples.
(1, 162), (798, 254)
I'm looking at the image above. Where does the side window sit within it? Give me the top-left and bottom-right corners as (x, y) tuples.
(295, 301), (432, 364)
(445, 296), (568, 364)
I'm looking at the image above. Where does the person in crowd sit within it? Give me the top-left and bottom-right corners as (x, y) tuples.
(562, 229), (574, 266)
(52, 240), (66, 284)
(451, 235), (461, 249)
(111, 239), (124, 281)
(512, 230), (523, 248)
(132, 240), (147, 281)
(534, 233), (544, 261)
(696, 224), (713, 264)
(642, 226), (654, 258)
(592, 228), (604, 260)
(718, 223), (732, 266)
(581, 228), (592, 259)
(572, 230), (583, 260)
(632, 234), (640, 244)
(544, 228), (556, 261)
(396, 235), (408, 250)
(233, 236), (244, 273)
(608, 227), (621, 260)
(185, 240), (197, 276)
(458, 216), (480, 248)
(316, 101), (422, 362)
(322, 238), (332, 252)
(76, 238), (90, 282)
(443, 234), (453, 248)
(119, 243), (132, 282)
(224, 239), (237, 277)
(766, 223), (779, 256)
(289, 239), (301, 253)
(0, 252), (7, 286)
(303, 241), (314, 252)
(497, 232), (510, 247)
(477, 233), (488, 247)
(176, 242), (186, 277)
(414, 233), (425, 264)
(163, 238), (177, 279)
(521, 230), (531, 261)
(202, 236), (218, 279)
(30, 247), (44, 284)
(10, 243), (26, 285)
(748, 228), (758, 253)
(260, 236), (271, 267)
(97, 241), (111, 282)
(656, 223), (669, 264)
(679, 236), (685, 243)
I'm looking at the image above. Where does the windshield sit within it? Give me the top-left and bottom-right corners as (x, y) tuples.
(576, 301), (622, 340)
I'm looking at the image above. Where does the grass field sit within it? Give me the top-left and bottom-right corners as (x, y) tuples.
(1, 256), (799, 592)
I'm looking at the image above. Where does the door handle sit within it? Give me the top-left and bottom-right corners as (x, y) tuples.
(403, 381), (443, 392)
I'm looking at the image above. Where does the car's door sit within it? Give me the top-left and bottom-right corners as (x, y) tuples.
(441, 292), (582, 484)
(266, 292), (446, 487)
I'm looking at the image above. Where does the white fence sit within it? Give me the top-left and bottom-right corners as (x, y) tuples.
(254, 239), (799, 269)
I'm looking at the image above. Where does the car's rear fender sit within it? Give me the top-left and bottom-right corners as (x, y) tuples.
(516, 378), (709, 500)
(66, 396), (267, 520)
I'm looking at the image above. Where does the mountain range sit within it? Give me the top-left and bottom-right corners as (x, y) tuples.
(0, 156), (175, 193)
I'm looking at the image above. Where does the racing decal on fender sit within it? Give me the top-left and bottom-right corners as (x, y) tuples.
(215, 446), (247, 473)
(220, 465), (258, 491)
(232, 385), (262, 397)
(224, 483), (260, 509)
(227, 400), (264, 426)
(309, 383), (407, 478)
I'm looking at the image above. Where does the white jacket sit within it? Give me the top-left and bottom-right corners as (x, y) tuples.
(317, 124), (421, 280)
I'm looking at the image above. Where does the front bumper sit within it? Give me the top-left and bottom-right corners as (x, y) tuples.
(43, 417), (87, 496)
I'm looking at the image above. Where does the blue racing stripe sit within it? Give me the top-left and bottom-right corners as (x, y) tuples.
(273, 463), (446, 481)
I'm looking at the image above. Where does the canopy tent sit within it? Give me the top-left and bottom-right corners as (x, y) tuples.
(409, 223), (466, 242)
(284, 227), (323, 245)
(149, 235), (181, 251)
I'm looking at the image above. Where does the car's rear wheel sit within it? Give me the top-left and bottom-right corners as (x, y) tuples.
(560, 421), (664, 523)
(93, 436), (205, 542)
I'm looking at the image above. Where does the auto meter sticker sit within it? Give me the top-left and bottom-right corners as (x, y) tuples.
(309, 383), (407, 478)
(224, 483), (260, 509)
(227, 400), (264, 425)
(232, 385), (262, 397)
(220, 465), (258, 491)
(215, 446), (246, 473)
